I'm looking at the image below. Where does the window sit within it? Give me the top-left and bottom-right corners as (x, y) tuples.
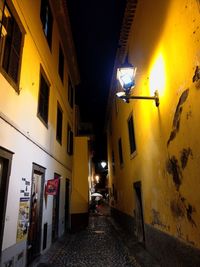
(68, 78), (73, 108)
(128, 113), (136, 155)
(56, 103), (63, 144)
(118, 138), (123, 165)
(67, 124), (73, 155)
(0, 2), (24, 89)
(58, 44), (64, 83)
(40, 0), (53, 48)
(38, 71), (50, 126)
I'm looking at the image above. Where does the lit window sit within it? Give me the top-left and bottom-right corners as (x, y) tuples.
(38, 71), (50, 126)
(40, 0), (53, 48)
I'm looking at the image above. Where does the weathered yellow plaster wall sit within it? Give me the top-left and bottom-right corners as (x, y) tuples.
(108, 0), (200, 249)
(71, 137), (89, 213)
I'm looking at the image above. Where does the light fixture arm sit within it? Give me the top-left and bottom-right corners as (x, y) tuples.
(118, 90), (159, 107)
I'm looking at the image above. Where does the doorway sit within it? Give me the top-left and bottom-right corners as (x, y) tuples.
(52, 173), (60, 242)
(133, 181), (145, 243)
(0, 147), (13, 257)
(65, 179), (70, 232)
(27, 164), (45, 264)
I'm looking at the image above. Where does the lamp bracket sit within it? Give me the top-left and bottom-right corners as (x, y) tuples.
(118, 90), (159, 107)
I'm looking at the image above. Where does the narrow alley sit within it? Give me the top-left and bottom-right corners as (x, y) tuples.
(30, 202), (159, 267)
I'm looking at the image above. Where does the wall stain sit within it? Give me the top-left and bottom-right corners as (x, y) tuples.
(170, 195), (185, 218)
(166, 156), (182, 190)
(170, 193), (196, 227)
(186, 109), (192, 120)
(180, 147), (193, 169)
(151, 209), (170, 231)
(192, 66), (200, 82)
(167, 89), (189, 146)
(176, 224), (184, 239)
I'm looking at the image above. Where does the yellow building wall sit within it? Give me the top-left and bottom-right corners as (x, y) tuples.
(108, 0), (200, 249)
(71, 137), (89, 213)
(0, 0), (78, 258)
(0, 0), (73, 167)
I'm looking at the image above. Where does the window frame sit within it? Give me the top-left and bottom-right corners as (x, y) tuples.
(37, 67), (50, 127)
(56, 102), (63, 145)
(67, 124), (73, 155)
(58, 43), (64, 83)
(40, 0), (53, 49)
(127, 112), (137, 157)
(0, 1), (25, 92)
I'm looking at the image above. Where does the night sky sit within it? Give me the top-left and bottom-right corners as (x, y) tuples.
(67, 0), (126, 161)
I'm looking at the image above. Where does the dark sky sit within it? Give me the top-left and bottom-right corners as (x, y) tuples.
(67, 0), (126, 161)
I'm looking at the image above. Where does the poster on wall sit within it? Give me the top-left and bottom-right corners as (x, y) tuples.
(16, 197), (30, 242)
(16, 177), (31, 242)
(45, 178), (59, 195)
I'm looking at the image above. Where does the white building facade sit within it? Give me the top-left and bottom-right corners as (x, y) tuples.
(0, 0), (79, 266)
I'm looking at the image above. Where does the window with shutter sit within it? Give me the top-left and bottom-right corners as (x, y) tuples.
(56, 103), (63, 144)
(0, 3), (23, 90)
(38, 71), (50, 126)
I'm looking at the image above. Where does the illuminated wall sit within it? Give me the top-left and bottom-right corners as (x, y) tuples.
(71, 136), (89, 231)
(0, 0), (78, 266)
(107, 0), (200, 264)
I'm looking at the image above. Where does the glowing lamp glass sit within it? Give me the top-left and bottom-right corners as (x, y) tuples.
(117, 65), (136, 91)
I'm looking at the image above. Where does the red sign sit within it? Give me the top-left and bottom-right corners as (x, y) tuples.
(45, 179), (59, 195)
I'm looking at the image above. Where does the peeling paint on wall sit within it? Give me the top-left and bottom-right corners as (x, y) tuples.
(167, 89), (189, 146)
(180, 147), (193, 169)
(170, 193), (196, 227)
(166, 156), (182, 190)
(186, 108), (192, 120)
(192, 66), (200, 89)
(192, 66), (200, 82)
(170, 195), (185, 218)
(151, 209), (170, 231)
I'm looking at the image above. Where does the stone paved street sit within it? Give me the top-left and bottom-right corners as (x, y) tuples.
(30, 205), (160, 267)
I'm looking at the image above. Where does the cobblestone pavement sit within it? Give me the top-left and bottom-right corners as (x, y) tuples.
(30, 206), (160, 267)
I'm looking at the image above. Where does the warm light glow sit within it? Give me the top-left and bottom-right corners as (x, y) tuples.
(149, 54), (165, 95)
(95, 175), (99, 183)
(101, 161), (107, 168)
(117, 66), (137, 91)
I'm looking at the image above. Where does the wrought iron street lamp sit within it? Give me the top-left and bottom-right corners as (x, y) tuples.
(116, 59), (159, 107)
